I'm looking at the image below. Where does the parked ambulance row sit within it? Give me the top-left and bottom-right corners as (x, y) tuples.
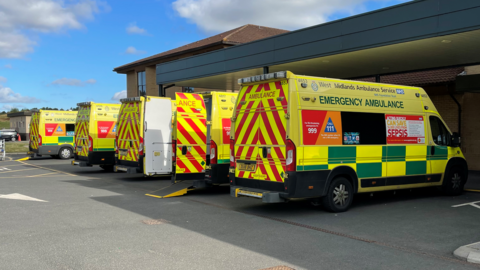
(28, 71), (469, 212)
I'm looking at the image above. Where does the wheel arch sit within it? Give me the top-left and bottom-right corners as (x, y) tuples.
(324, 166), (359, 196)
(444, 157), (468, 183)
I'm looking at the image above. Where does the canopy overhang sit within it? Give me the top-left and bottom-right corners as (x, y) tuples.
(156, 0), (480, 91)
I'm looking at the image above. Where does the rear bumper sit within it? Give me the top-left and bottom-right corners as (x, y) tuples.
(74, 151), (115, 166)
(230, 168), (331, 201)
(114, 165), (141, 174)
(230, 186), (287, 203)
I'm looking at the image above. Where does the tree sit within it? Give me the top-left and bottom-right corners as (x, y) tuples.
(9, 108), (19, 113)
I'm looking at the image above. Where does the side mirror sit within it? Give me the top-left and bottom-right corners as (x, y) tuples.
(451, 132), (461, 147)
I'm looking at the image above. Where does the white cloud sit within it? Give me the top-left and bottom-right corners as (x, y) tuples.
(50, 78), (96, 86)
(126, 22), (148, 35)
(124, 46), (146, 55)
(172, 0), (409, 32)
(0, 0), (108, 59)
(0, 76), (6, 83)
(111, 90), (127, 101)
(0, 85), (41, 103)
(4, 64), (12, 69)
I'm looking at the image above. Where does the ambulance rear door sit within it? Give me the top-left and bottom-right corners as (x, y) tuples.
(144, 97), (173, 175)
(173, 93), (207, 180)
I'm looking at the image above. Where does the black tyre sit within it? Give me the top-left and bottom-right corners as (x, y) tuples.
(59, 147), (73, 160)
(322, 177), (354, 213)
(442, 165), (466, 196)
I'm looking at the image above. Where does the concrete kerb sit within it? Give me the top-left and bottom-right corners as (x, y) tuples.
(454, 242), (480, 264)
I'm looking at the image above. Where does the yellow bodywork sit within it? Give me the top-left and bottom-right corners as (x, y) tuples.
(75, 103), (120, 157)
(232, 71), (465, 195)
(29, 110), (78, 151)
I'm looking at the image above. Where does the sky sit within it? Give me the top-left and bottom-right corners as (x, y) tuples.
(0, 0), (411, 112)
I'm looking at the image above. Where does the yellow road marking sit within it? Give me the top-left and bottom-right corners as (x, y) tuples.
(26, 172), (58, 178)
(465, 189), (480, 193)
(145, 194), (163, 198)
(16, 160), (78, 177)
(16, 157), (30, 161)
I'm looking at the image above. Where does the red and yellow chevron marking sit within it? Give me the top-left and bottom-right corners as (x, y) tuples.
(117, 101), (142, 162)
(74, 106), (91, 157)
(234, 81), (289, 182)
(29, 112), (40, 150)
(175, 93), (206, 174)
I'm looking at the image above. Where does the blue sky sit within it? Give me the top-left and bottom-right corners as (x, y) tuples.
(0, 0), (411, 112)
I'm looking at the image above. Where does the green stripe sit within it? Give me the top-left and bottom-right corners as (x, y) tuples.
(406, 161), (427, 175)
(328, 146), (356, 164)
(58, 136), (74, 143)
(426, 146), (448, 160)
(298, 164), (329, 171)
(382, 146), (387, 162)
(386, 146), (406, 162)
(43, 143), (59, 145)
(218, 159), (230, 164)
(357, 163), (382, 178)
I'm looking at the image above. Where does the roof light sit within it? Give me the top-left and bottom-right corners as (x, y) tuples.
(120, 97), (141, 102)
(237, 71), (287, 85)
(77, 102), (92, 106)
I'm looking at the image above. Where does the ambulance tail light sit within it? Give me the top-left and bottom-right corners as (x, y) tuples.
(210, 140), (217, 165)
(88, 136), (93, 152)
(139, 137), (144, 156)
(286, 139), (296, 172)
(38, 134), (42, 146)
(114, 136), (118, 153)
(230, 139), (235, 167)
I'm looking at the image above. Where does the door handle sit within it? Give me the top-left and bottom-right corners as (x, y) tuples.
(144, 121), (147, 132)
(262, 147), (269, 158)
(182, 145), (187, 155)
(430, 146), (435, 156)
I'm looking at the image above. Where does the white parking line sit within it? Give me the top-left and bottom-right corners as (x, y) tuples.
(452, 201), (480, 209)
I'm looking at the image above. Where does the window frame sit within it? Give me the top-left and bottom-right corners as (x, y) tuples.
(137, 71), (146, 96)
(429, 115), (451, 146)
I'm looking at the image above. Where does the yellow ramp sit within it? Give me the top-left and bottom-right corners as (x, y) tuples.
(146, 180), (195, 198)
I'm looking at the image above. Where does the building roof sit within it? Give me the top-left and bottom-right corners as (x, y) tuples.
(113, 24), (289, 73)
(7, 111), (33, 117)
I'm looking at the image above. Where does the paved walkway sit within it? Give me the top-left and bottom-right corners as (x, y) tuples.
(465, 171), (480, 191)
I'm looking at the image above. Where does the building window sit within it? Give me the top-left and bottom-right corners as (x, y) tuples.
(341, 112), (387, 145)
(137, 71), (146, 96)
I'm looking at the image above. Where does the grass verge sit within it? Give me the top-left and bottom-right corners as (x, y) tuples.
(5, 141), (29, 153)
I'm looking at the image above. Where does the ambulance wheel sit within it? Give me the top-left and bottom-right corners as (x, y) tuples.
(100, 165), (114, 172)
(59, 147), (72, 159)
(442, 166), (466, 196)
(322, 177), (353, 213)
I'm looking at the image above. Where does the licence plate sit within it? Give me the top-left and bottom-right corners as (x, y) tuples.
(238, 162), (256, 172)
(77, 146), (82, 152)
(237, 189), (263, 198)
(119, 149), (128, 156)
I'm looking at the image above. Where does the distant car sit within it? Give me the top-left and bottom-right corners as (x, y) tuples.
(0, 129), (19, 141)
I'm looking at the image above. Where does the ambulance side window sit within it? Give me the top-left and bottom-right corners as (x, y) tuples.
(429, 116), (450, 146)
(66, 124), (75, 136)
(341, 112), (386, 145)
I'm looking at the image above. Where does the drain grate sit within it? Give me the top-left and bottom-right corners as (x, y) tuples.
(260, 266), (295, 270)
(142, 219), (171, 225)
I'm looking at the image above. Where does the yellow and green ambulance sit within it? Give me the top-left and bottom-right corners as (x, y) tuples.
(72, 102), (120, 170)
(29, 110), (78, 159)
(230, 71), (467, 212)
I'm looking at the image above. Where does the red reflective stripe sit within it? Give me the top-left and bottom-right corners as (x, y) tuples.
(235, 101), (254, 139)
(236, 85), (253, 111)
(185, 152), (204, 172)
(193, 146), (206, 156)
(183, 118), (206, 143)
(176, 159), (191, 173)
(260, 110), (278, 146)
(177, 121), (199, 145)
(177, 93), (188, 100)
(177, 107), (186, 113)
(267, 99), (286, 140)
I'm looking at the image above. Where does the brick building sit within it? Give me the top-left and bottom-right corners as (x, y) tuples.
(113, 24), (289, 98)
